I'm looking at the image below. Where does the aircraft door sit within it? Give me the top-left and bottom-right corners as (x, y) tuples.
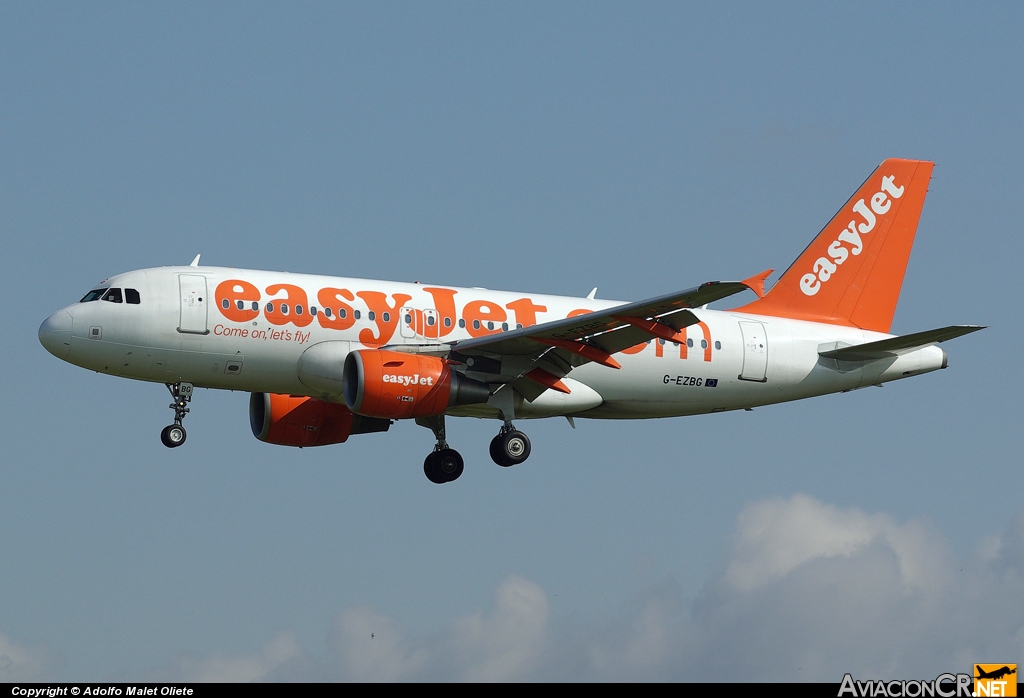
(178, 274), (209, 334)
(738, 321), (767, 382)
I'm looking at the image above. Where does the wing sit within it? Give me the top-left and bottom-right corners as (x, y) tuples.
(387, 274), (766, 404)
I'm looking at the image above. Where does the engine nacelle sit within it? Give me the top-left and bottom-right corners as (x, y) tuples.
(343, 349), (491, 419)
(249, 393), (389, 447)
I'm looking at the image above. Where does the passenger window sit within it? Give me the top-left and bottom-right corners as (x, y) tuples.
(339, 308), (347, 319)
(222, 299), (230, 309)
(266, 303), (275, 313)
(658, 338), (665, 345)
(459, 319), (466, 329)
(427, 316), (436, 326)
(310, 306), (317, 316)
(382, 312), (390, 323)
(251, 302), (259, 311)
(686, 338), (693, 348)
(473, 320), (481, 330)
(125, 288), (141, 304)
(405, 313), (413, 324)
(444, 317), (452, 328)
(701, 339), (708, 349)
(354, 310), (361, 320)
(501, 323), (508, 331)
(715, 341), (721, 350)
(324, 307), (333, 318)
(295, 305), (303, 315)
(102, 288), (123, 303)
(80, 289), (108, 303)
(280, 304), (289, 315)
(236, 300), (244, 310)
(368, 311), (375, 321)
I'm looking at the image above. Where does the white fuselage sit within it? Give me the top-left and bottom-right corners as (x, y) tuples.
(40, 266), (947, 421)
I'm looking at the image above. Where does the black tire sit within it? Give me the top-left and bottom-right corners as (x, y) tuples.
(423, 452), (447, 484)
(499, 430), (531, 466)
(436, 448), (464, 482)
(160, 424), (186, 448)
(489, 434), (511, 467)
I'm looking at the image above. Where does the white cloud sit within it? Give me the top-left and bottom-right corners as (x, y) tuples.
(170, 631), (302, 682)
(0, 632), (53, 681)
(328, 606), (428, 681)
(327, 575), (548, 682)
(724, 494), (951, 594)
(121, 497), (1024, 681)
(443, 574), (549, 681)
(678, 499), (1024, 680)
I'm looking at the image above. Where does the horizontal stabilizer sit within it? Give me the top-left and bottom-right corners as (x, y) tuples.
(819, 325), (985, 361)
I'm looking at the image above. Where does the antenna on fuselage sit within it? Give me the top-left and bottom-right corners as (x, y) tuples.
(190, 254), (201, 267)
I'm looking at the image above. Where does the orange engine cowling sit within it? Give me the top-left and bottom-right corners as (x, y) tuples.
(249, 393), (390, 447)
(343, 349), (490, 420)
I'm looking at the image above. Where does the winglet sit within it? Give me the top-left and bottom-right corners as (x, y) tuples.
(587, 288), (598, 300)
(190, 254), (201, 267)
(740, 269), (773, 299)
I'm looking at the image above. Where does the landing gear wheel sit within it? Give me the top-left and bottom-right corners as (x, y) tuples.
(424, 452), (445, 484)
(424, 449), (464, 484)
(162, 382), (193, 449)
(161, 424), (187, 448)
(489, 435), (505, 466)
(491, 429), (531, 467)
(436, 448), (464, 482)
(417, 415), (464, 484)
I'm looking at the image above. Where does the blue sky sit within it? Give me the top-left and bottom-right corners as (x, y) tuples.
(1, 2), (1021, 681)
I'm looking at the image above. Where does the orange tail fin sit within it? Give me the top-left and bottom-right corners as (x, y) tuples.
(733, 159), (934, 333)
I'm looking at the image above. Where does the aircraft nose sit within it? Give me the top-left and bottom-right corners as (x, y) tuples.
(39, 309), (73, 360)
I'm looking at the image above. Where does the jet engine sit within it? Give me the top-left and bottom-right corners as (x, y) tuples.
(343, 349), (491, 420)
(249, 392), (390, 447)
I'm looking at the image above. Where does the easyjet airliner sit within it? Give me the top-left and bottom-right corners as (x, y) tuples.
(39, 159), (982, 483)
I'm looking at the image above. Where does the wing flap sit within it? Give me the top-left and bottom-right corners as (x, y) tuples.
(451, 280), (751, 359)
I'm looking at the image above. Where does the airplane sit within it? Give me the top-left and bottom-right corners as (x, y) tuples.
(975, 666), (1016, 681)
(38, 158), (983, 483)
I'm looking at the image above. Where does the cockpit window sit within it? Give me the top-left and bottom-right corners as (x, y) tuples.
(80, 289), (108, 302)
(125, 288), (141, 304)
(101, 288), (123, 303)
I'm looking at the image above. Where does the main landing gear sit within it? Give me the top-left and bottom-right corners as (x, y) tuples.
(417, 415), (464, 484)
(489, 423), (531, 467)
(160, 382), (193, 448)
(415, 416), (532, 483)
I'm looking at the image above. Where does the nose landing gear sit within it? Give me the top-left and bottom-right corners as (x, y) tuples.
(489, 423), (531, 467)
(161, 382), (193, 448)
